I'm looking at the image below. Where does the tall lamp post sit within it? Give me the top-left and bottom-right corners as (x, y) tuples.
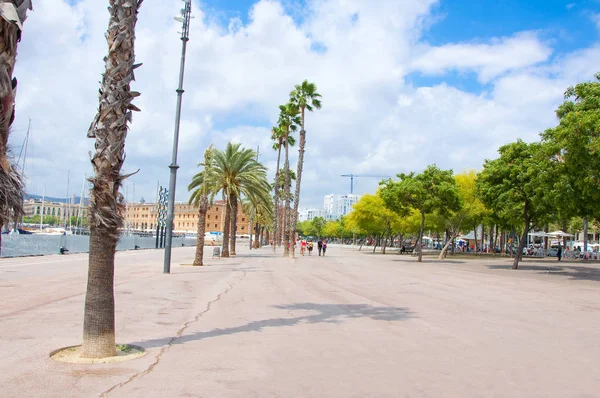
(164, 0), (192, 274)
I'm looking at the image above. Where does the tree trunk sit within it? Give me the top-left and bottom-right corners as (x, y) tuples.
(193, 197), (208, 266)
(254, 222), (260, 248)
(513, 226), (529, 269)
(82, 227), (118, 358)
(417, 211), (425, 262)
(221, 198), (231, 257)
(382, 232), (389, 254)
(562, 219), (567, 247)
(583, 218), (588, 253)
(372, 235), (378, 253)
(473, 223), (478, 253)
(283, 134), (291, 257)
(513, 207), (530, 269)
(229, 194), (237, 256)
(439, 233), (457, 259)
(290, 129), (306, 258)
(272, 142), (282, 253)
(264, 227), (269, 248)
(0, 1), (30, 225)
(500, 230), (506, 255)
(82, 0), (141, 359)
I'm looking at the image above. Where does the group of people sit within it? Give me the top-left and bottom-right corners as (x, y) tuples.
(300, 239), (327, 256)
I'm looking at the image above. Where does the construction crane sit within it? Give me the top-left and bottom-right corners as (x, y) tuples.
(341, 174), (391, 194)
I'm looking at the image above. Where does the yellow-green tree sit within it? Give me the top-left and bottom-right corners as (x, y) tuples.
(346, 193), (401, 254)
(438, 170), (487, 258)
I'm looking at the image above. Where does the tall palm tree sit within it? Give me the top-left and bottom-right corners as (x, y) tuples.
(82, 0), (142, 359)
(271, 126), (295, 250)
(0, 1), (32, 234)
(204, 143), (271, 257)
(188, 145), (215, 266)
(277, 103), (300, 256)
(270, 126), (284, 252)
(289, 80), (321, 257)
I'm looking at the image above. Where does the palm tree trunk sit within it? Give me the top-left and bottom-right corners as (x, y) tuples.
(254, 222), (260, 248)
(82, 0), (142, 359)
(0, 1), (31, 225)
(272, 143), (282, 252)
(417, 211), (425, 262)
(229, 194), (238, 255)
(290, 129), (306, 258)
(221, 197), (231, 257)
(193, 197), (208, 266)
(283, 136), (291, 257)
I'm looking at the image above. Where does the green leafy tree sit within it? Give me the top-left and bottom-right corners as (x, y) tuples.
(542, 73), (600, 251)
(438, 170), (485, 259)
(310, 216), (326, 238)
(289, 80), (322, 257)
(380, 165), (460, 262)
(346, 194), (402, 253)
(477, 140), (558, 269)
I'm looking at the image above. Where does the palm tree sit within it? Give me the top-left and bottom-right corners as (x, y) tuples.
(270, 126), (284, 252)
(289, 80), (321, 257)
(271, 126), (296, 250)
(243, 187), (273, 249)
(82, 0), (142, 359)
(277, 103), (301, 256)
(0, 1), (32, 235)
(188, 145), (216, 266)
(204, 143), (271, 257)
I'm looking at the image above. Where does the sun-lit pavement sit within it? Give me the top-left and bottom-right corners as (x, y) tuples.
(1, 244), (599, 397)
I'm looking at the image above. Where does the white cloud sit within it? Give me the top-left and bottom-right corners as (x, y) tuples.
(411, 31), (553, 82)
(8, 0), (600, 210)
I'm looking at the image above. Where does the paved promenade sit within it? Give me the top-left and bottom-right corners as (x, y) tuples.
(1, 245), (599, 397)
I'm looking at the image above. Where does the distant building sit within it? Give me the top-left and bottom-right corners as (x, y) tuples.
(323, 193), (361, 220)
(298, 208), (326, 222)
(124, 200), (249, 234)
(23, 197), (86, 221)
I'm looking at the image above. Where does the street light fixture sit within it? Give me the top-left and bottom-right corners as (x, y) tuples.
(164, 0), (192, 274)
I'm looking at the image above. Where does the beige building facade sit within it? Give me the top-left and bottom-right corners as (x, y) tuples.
(23, 198), (86, 221)
(124, 200), (250, 234)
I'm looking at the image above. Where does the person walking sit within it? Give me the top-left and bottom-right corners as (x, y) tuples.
(300, 239), (307, 256)
(322, 239), (327, 256)
(557, 244), (562, 262)
(317, 239), (323, 256)
(308, 240), (313, 255)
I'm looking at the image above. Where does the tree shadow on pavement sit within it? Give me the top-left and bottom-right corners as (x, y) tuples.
(130, 303), (414, 349)
(487, 264), (600, 282)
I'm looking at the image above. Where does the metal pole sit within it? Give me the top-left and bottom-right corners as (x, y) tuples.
(164, 0), (192, 274)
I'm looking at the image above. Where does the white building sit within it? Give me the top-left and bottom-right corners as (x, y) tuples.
(323, 194), (361, 220)
(299, 208), (326, 222)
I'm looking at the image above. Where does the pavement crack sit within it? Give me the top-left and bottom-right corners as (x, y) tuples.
(100, 270), (247, 397)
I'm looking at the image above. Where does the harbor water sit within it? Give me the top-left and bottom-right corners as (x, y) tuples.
(0, 233), (197, 258)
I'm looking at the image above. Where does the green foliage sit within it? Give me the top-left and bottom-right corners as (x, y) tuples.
(542, 73), (600, 221)
(296, 220), (312, 236)
(380, 165), (460, 217)
(346, 194), (402, 239)
(24, 215), (60, 225)
(380, 165), (460, 261)
(477, 140), (558, 268)
(477, 140), (557, 231)
(310, 216), (326, 238)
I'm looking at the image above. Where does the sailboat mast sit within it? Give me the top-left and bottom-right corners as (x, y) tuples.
(40, 185), (45, 231)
